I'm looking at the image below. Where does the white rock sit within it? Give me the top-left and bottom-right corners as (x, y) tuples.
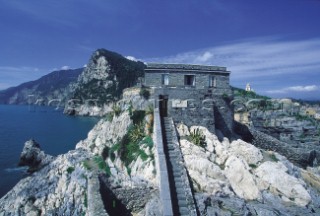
(180, 139), (233, 196)
(229, 139), (263, 165)
(176, 123), (190, 137)
(224, 156), (261, 200)
(255, 161), (311, 206)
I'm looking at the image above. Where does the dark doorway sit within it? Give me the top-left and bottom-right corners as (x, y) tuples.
(159, 95), (168, 117)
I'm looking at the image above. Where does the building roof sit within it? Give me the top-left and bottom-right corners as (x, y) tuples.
(145, 63), (230, 74)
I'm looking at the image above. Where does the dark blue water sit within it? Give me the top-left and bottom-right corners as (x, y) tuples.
(0, 105), (99, 198)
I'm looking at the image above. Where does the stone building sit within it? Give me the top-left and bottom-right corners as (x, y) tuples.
(144, 63), (234, 137)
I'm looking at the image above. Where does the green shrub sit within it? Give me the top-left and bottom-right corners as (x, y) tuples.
(102, 146), (110, 160)
(139, 149), (149, 161)
(93, 156), (105, 168)
(126, 166), (132, 176)
(110, 152), (116, 162)
(93, 156), (111, 177)
(112, 104), (122, 116)
(82, 160), (91, 170)
(188, 128), (206, 148)
(270, 153), (279, 162)
(105, 113), (114, 122)
(130, 110), (146, 125)
(146, 105), (154, 115)
(249, 164), (257, 169)
(143, 136), (154, 148)
(67, 166), (75, 174)
(140, 88), (150, 100)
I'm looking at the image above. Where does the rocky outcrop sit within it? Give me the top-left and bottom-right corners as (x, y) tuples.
(0, 148), (91, 215)
(178, 124), (320, 215)
(0, 110), (158, 215)
(224, 156), (261, 200)
(255, 161), (311, 206)
(65, 49), (146, 116)
(18, 139), (54, 172)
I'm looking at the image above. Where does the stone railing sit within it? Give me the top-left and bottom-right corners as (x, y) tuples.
(87, 172), (108, 216)
(153, 108), (174, 216)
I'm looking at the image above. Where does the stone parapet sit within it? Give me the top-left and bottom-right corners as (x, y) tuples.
(153, 108), (174, 216)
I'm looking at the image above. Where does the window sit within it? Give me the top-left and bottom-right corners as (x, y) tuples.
(209, 76), (216, 87)
(162, 74), (169, 85)
(184, 75), (195, 86)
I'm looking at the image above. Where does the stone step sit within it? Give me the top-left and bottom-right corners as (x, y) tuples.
(177, 192), (186, 199)
(179, 207), (190, 215)
(176, 188), (185, 194)
(175, 181), (183, 187)
(174, 177), (183, 182)
(178, 199), (188, 207)
(173, 173), (182, 178)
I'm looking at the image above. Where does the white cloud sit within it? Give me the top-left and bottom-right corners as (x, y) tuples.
(61, 65), (70, 70)
(146, 37), (320, 80)
(83, 64), (87, 68)
(267, 85), (319, 94)
(126, 56), (138, 62)
(195, 51), (213, 62)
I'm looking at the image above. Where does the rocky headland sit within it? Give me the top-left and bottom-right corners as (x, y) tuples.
(1, 49), (320, 215)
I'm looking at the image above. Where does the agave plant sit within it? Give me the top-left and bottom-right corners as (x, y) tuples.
(129, 123), (145, 143)
(188, 128), (206, 148)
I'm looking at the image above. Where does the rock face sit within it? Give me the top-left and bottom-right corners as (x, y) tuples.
(224, 156), (261, 200)
(179, 124), (320, 215)
(19, 139), (54, 172)
(0, 149), (90, 215)
(255, 161), (311, 206)
(0, 110), (158, 215)
(64, 49), (146, 116)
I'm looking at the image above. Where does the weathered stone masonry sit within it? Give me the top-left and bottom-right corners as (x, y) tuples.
(144, 63), (234, 137)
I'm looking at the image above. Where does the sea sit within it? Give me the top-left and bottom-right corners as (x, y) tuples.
(0, 105), (99, 198)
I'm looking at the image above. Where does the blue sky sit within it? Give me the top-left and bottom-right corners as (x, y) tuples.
(0, 0), (320, 100)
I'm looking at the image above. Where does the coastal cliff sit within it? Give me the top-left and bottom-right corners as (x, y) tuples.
(0, 91), (159, 215)
(1, 50), (320, 215)
(64, 49), (146, 116)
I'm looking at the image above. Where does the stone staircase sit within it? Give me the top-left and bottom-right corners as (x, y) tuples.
(163, 117), (197, 216)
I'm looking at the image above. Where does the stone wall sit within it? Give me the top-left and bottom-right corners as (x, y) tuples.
(150, 87), (234, 136)
(145, 72), (230, 89)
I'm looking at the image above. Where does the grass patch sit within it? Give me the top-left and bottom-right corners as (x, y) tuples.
(126, 166), (132, 176)
(105, 113), (114, 122)
(93, 156), (111, 177)
(249, 164), (258, 169)
(82, 160), (92, 170)
(67, 166), (75, 174)
(139, 149), (148, 161)
(143, 136), (154, 148)
(139, 87), (150, 100)
(270, 153), (279, 162)
(112, 104), (122, 117)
